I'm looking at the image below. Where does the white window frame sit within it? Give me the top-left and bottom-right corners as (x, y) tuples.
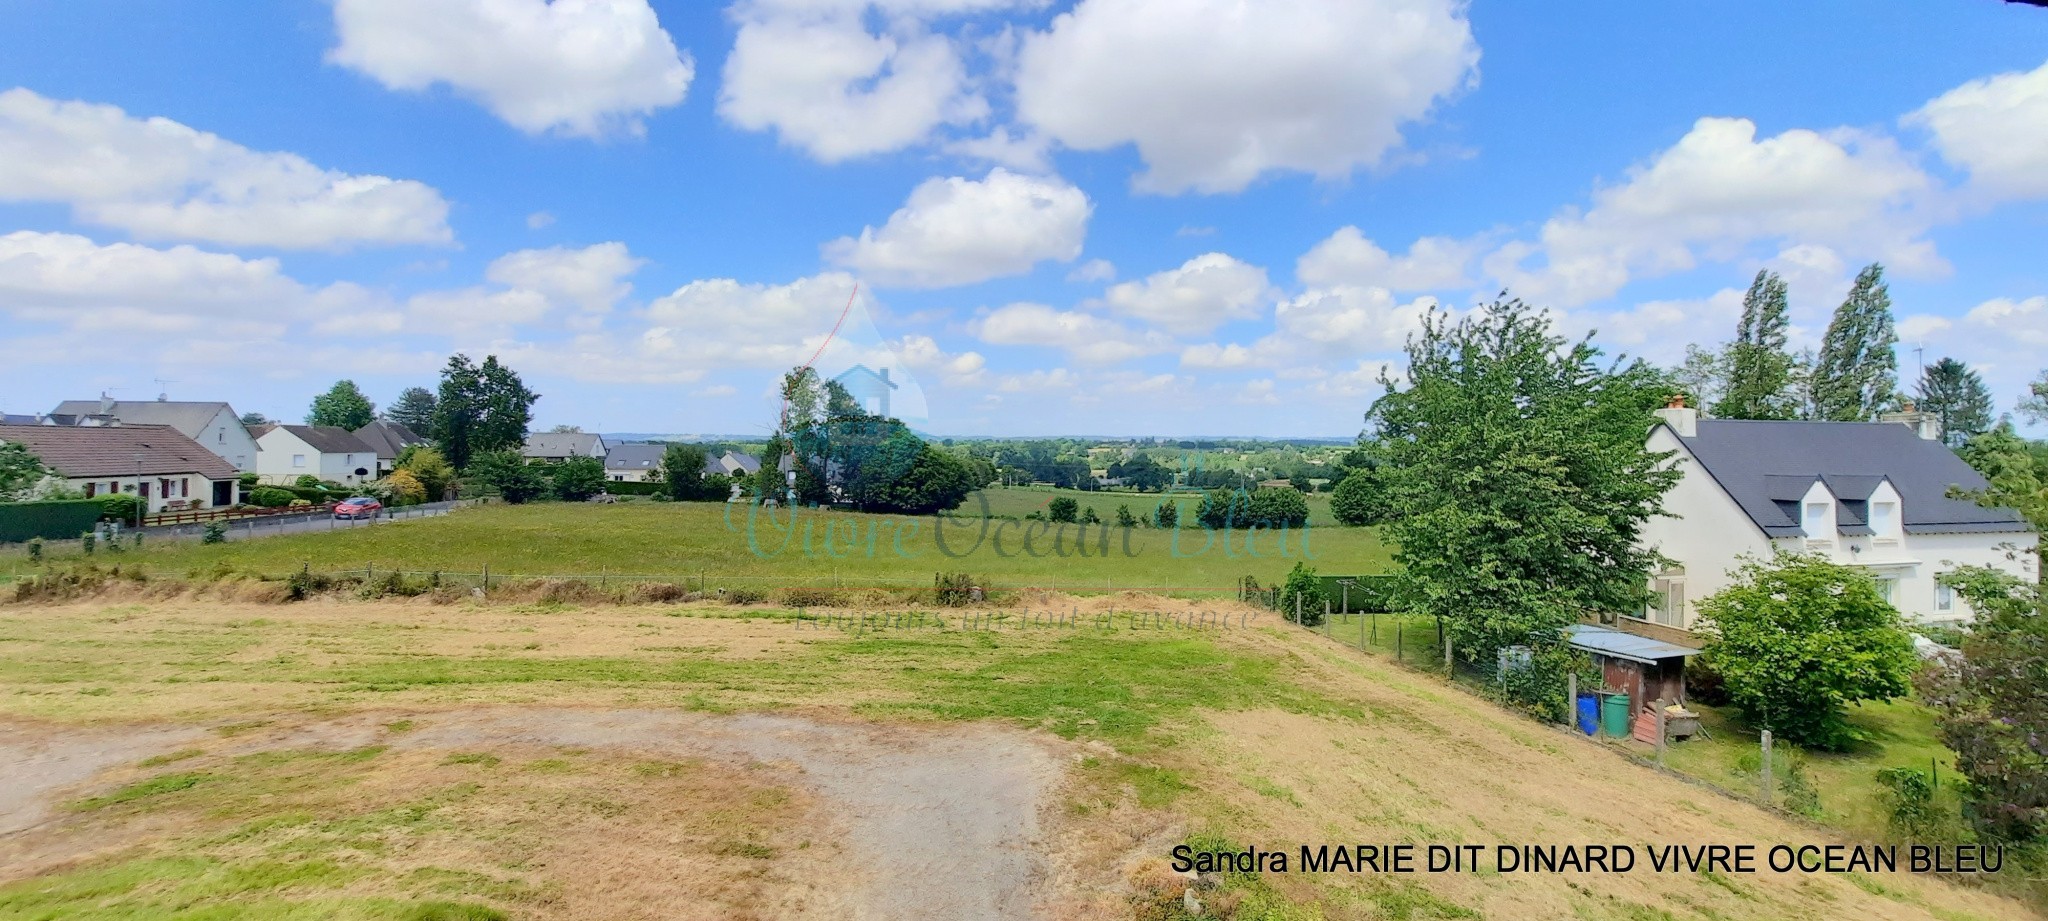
(292, 454), (306, 468)
(1803, 501), (1831, 537)
(1870, 501), (1898, 542)
(1935, 582), (1954, 613)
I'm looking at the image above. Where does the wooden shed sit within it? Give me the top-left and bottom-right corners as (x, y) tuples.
(1566, 625), (1702, 717)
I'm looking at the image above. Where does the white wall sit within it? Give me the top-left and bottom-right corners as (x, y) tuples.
(196, 408), (260, 471)
(1638, 426), (1774, 628)
(254, 430), (375, 486)
(1769, 530), (2038, 625)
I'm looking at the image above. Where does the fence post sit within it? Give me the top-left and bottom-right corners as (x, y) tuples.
(482, 563), (490, 592)
(1294, 592), (1302, 625)
(1565, 672), (1577, 728)
(1358, 609), (1367, 651)
(1655, 705), (1667, 766)
(1323, 600), (1330, 634)
(1397, 622), (1403, 662)
(1444, 634), (1453, 675)
(1759, 730), (1774, 806)
(1371, 611), (1378, 646)
(367, 562), (373, 582)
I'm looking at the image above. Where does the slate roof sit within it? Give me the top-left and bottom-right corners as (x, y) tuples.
(352, 420), (427, 460)
(1670, 419), (2031, 538)
(522, 432), (606, 458)
(266, 425), (375, 455)
(0, 424), (239, 479)
(722, 451), (761, 474)
(605, 443), (667, 472)
(50, 400), (233, 440)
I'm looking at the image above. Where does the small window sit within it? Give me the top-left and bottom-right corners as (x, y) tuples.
(1877, 578), (1897, 603)
(1803, 501), (1830, 536)
(1936, 582), (1954, 612)
(292, 454), (306, 468)
(1870, 501), (1897, 536)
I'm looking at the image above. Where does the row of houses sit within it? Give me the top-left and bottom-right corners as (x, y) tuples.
(520, 431), (760, 483)
(1, 395), (761, 515)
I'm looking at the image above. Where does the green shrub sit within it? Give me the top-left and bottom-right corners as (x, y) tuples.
(295, 474), (323, 488)
(1048, 496), (1078, 523)
(80, 531), (95, 555)
(933, 572), (989, 606)
(777, 587), (840, 607)
(248, 487), (295, 508)
(1153, 501), (1178, 529)
(1079, 506), (1101, 525)
(1877, 767), (1937, 839)
(93, 493), (145, 524)
(202, 522), (227, 545)
(26, 538), (43, 563)
(1279, 562), (1326, 626)
(724, 587), (765, 605)
(238, 472), (259, 487)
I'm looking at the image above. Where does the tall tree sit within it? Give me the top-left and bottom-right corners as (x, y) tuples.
(1919, 567), (2048, 843)
(1915, 357), (1994, 447)
(433, 354), (539, 470)
(1669, 344), (1731, 412)
(2019, 370), (2048, 425)
(0, 443), (52, 502)
(1368, 298), (1679, 709)
(1809, 264), (1899, 421)
(1712, 270), (1797, 419)
(386, 387), (438, 433)
(306, 380), (376, 429)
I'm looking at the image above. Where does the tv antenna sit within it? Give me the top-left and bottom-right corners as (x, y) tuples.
(152, 378), (179, 401)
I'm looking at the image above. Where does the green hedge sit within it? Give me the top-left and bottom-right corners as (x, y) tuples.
(0, 499), (106, 543)
(599, 480), (665, 496)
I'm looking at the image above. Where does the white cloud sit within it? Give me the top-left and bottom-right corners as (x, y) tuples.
(484, 242), (644, 313)
(328, 0), (693, 138)
(943, 127), (1052, 172)
(0, 88), (452, 249)
(1099, 252), (1270, 335)
(0, 231), (306, 320)
(894, 333), (987, 382)
(974, 301), (1166, 364)
(1565, 287), (1745, 366)
(1296, 227), (1477, 292)
(1178, 285), (1433, 371)
(1234, 379), (1279, 405)
(719, 2), (987, 161)
(824, 168), (1090, 288)
(1013, 0), (1478, 193)
(1963, 295), (2048, 348)
(1066, 258), (1115, 284)
(526, 211), (556, 230)
(1486, 117), (1941, 307)
(994, 367), (1078, 393)
(642, 271), (874, 368)
(1907, 59), (2048, 201)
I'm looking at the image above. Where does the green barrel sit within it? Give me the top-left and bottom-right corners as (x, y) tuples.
(1601, 693), (1631, 738)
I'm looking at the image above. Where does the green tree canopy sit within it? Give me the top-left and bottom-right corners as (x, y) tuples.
(1712, 269), (1797, 419)
(306, 380), (376, 429)
(548, 456), (607, 502)
(0, 443), (53, 502)
(1330, 468), (1387, 527)
(1918, 567), (2048, 842)
(1810, 264), (1899, 421)
(1697, 554), (1917, 750)
(1367, 297), (1679, 664)
(1915, 357), (1994, 447)
(386, 387), (438, 433)
(658, 444), (708, 502)
(396, 445), (454, 501)
(2020, 370), (2048, 425)
(434, 354), (539, 469)
(466, 450), (547, 504)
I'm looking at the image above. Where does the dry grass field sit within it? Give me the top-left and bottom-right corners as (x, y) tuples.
(0, 593), (2038, 920)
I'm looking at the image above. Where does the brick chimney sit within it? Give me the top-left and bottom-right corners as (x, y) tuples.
(1655, 394), (1698, 438)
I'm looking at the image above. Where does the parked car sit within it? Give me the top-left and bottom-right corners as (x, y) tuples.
(334, 496), (383, 520)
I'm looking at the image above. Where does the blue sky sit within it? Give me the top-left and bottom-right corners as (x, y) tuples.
(1, 0), (2045, 438)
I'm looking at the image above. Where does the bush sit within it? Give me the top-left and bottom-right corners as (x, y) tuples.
(80, 531), (94, 555)
(202, 522), (227, 545)
(1330, 468), (1388, 526)
(1877, 767), (1938, 839)
(933, 572), (989, 606)
(248, 487), (295, 508)
(467, 450), (548, 504)
(549, 456), (608, 502)
(385, 469), (427, 506)
(1279, 562), (1326, 626)
(1197, 487), (1308, 530)
(27, 538), (42, 563)
(1048, 496), (1078, 523)
(238, 472), (259, 487)
(294, 474), (323, 488)
(1918, 567), (2048, 843)
(1696, 554), (1916, 750)
(1079, 506), (1101, 525)
(1115, 504), (1137, 528)
(288, 499), (312, 508)
(778, 587), (840, 607)
(94, 493), (145, 524)
(723, 587), (765, 605)
(1153, 501), (1178, 529)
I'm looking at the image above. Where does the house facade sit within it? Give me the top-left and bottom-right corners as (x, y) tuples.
(605, 443), (666, 482)
(251, 425), (379, 486)
(1639, 405), (2036, 629)
(522, 432), (607, 464)
(48, 396), (259, 471)
(0, 423), (241, 511)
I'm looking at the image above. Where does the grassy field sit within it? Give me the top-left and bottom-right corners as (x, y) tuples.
(963, 485), (1343, 528)
(0, 596), (2036, 920)
(2, 500), (1394, 593)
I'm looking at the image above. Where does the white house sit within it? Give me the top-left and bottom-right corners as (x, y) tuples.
(49, 396), (259, 471)
(604, 443), (665, 482)
(0, 423), (241, 512)
(1639, 403), (2036, 629)
(251, 424), (379, 486)
(352, 420), (428, 476)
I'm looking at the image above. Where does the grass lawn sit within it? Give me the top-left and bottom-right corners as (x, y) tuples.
(0, 598), (2031, 920)
(3, 500), (1394, 594)
(963, 485), (1342, 528)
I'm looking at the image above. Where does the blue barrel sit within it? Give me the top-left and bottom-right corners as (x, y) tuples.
(1576, 693), (1599, 736)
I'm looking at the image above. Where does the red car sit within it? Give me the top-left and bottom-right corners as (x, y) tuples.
(334, 496), (382, 520)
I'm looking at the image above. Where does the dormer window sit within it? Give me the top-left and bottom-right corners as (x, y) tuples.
(1803, 501), (1831, 537)
(1869, 501), (1898, 541)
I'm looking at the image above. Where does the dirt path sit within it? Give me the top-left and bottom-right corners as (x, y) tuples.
(0, 709), (1065, 920)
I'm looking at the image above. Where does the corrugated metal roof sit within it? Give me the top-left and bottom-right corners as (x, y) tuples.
(1566, 625), (1702, 665)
